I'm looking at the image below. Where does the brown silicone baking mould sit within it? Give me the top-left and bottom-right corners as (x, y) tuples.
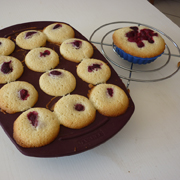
(0, 21), (135, 157)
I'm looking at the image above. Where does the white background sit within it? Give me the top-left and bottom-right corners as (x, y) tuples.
(0, 0), (180, 179)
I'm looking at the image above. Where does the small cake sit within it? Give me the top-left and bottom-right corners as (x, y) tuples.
(89, 83), (129, 117)
(0, 55), (24, 84)
(39, 69), (76, 96)
(25, 47), (59, 72)
(53, 94), (96, 129)
(77, 58), (111, 85)
(60, 38), (94, 63)
(43, 23), (75, 44)
(13, 107), (60, 148)
(112, 26), (166, 64)
(16, 30), (46, 50)
(0, 38), (15, 55)
(0, 81), (38, 114)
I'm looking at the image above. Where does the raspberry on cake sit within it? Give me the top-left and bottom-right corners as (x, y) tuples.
(60, 38), (94, 63)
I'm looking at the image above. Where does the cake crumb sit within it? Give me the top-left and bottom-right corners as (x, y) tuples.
(0, 108), (7, 114)
(88, 83), (94, 89)
(177, 62), (180, 68)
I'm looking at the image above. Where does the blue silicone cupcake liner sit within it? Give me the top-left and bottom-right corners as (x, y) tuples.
(114, 45), (163, 64)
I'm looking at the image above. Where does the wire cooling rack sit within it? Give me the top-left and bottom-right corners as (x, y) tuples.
(89, 21), (180, 88)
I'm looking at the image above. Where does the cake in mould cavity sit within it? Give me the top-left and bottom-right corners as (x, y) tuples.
(43, 23), (75, 44)
(25, 47), (59, 72)
(0, 81), (38, 114)
(0, 55), (24, 84)
(60, 38), (94, 63)
(77, 58), (111, 85)
(112, 26), (166, 64)
(89, 83), (129, 117)
(53, 94), (96, 129)
(13, 107), (60, 148)
(16, 30), (47, 50)
(0, 38), (15, 55)
(39, 69), (76, 96)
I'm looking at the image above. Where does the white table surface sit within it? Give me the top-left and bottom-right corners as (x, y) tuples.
(1, 0), (180, 179)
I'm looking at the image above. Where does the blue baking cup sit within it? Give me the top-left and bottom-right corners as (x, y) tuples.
(114, 45), (163, 64)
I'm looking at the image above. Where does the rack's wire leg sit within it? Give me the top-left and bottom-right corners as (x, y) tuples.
(126, 63), (134, 89)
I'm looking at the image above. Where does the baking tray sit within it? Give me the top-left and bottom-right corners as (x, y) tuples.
(0, 21), (135, 157)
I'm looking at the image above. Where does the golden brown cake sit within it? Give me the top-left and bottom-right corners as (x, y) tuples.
(113, 26), (166, 64)
(89, 83), (129, 117)
(13, 107), (60, 148)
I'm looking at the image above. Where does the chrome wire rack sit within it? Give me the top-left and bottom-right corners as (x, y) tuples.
(89, 21), (180, 88)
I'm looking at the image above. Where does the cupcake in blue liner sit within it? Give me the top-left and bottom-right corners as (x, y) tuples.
(113, 44), (163, 64)
(112, 26), (165, 65)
